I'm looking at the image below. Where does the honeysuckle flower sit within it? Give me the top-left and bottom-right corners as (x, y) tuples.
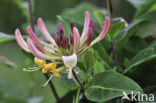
(15, 11), (110, 80)
(62, 54), (77, 79)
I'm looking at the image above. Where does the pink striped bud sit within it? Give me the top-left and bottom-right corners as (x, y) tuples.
(54, 32), (61, 47)
(27, 26), (41, 43)
(15, 29), (31, 52)
(38, 18), (56, 44)
(73, 27), (80, 53)
(89, 20), (94, 31)
(62, 34), (68, 49)
(58, 23), (65, 35)
(91, 16), (110, 46)
(70, 33), (74, 45)
(80, 11), (91, 43)
(86, 29), (93, 46)
(70, 22), (75, 33)
(27, 38), (51, 60)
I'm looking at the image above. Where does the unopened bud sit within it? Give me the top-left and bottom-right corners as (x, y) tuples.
(70, 22), (75, 33)
(86, 29), (93, 46)
(54, 32), (61, 47)
(62, 35), (68, 49)
(58, 23), (65, 36)
(70, 33), (74, 45)
(89, 20), (94, 30)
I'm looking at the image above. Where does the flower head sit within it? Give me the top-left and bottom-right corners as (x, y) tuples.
(15, 11), (110, 80)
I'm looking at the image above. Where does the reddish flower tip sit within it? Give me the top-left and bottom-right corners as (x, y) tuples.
(70, 22), (75, 33)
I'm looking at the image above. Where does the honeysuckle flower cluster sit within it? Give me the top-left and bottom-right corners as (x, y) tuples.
(15, 11), (110, 81)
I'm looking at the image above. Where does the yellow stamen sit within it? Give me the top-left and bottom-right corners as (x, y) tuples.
(51, 66), (65, 73)
(23, 68), (27, 72)
(53, 72), (61, 78)
(66, 68), (69, 72)
(23, 67), (41, 72)
(44, 63), (56, 71)
(34, 57), (46, 68)
(42, 68), (48, 74)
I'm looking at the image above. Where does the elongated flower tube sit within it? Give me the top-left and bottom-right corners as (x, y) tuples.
(15, 29), (31, 52)
(38, 18), (57, 46)
(15, 11), (110, 80)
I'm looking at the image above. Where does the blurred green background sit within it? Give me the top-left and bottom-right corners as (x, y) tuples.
(0, 0), (155, 103)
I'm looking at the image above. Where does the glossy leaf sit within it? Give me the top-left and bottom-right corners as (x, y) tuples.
(124, 42), (156, 74)
(134, 0), (156, 18)
(85, 71), (142, 102)
(109, 22), (125, 39)
(94, 11), (106, 28)
(83, 48), (98, 71)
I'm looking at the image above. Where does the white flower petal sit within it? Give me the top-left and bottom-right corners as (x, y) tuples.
(62, 54), (77, 68)
(68, 68), (73, 79)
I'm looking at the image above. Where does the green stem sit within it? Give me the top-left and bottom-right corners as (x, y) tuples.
(107, 0), (113, 19)
(72, 69), (84, 91)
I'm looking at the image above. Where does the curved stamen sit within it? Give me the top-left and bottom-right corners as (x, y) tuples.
(23, 67), (41, 72)
(41, 74), (53, 88)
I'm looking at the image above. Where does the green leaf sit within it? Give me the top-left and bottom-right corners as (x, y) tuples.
(94, 61), (105, 75)
(53, 72), (78, 90)
(94, 11), (106, 28)
(85, 71), (142, 102)
(124, 42), (156, 74)
(109, 22), (125, 39)
(126, 0), (145, 8)
(83, 48), (98, 71)
(134, 0), (156, 18)
(0, 0), (28, 34)
(135, 11), (156, 38)
(57, 16), (71, 37)
(60, 2), (101, 26)
(115, 19), (147, 47)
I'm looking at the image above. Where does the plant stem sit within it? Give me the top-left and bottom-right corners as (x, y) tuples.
(72, 69), (84, 91)
(110, 40), (120, 72)
(27, 0), (35, 32)
(107, 0), (113, 19)
(107, 0), (121, 72)
(44, 74), (61, 103)
(27, 0), (60, 102)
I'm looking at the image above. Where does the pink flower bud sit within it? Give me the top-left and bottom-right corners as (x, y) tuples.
(73, 27), (80, 53)
(80, 11), (91, 43)
(38, 18), (56, 44)
(70, 22), (75, 33)
(54, 32), (61, 47)
(62, 34), (68, 49)
(86, 29), (93, 46)
(70, 33), (74, 45)
(27, 38), (51, 60)
(15, 29), (31, 52)
(27, 26), (41, 43)
(91, 16), (110, 46)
